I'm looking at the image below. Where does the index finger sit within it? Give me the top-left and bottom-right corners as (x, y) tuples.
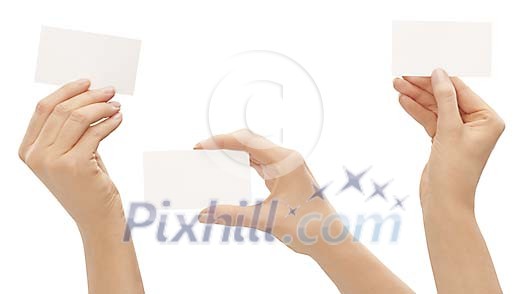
(195, 129), (310, 180)
(19, 79), (90, 157)
(402, 76), (432, 93)
(194, 129), (291, 165)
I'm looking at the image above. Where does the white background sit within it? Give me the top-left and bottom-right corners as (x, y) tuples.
(1, 0), (524, 293)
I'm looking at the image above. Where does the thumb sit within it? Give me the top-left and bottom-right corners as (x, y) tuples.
(198, 204), (255, 228)
(431, 68), (462, 129)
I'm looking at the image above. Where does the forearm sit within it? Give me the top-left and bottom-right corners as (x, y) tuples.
(308, 219), (413, 294)
(80, 211), (144, 294)
(422, 195), (501, 293)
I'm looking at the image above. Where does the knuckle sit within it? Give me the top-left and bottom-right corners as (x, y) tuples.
(53, 103), (70, 115)
(434, 84), (455, 98)
(491, 116), (506, 134)
(35, 100), (52, 115)
(83, 90), (97, 101)
(290, 150), (304, 162)
(270, 149), (305, 177)
(89, 128), (104, 140)
(80, 88), (113, 104)
(69, 110), (88, 124)
(25, 153), (44, 170)
(23, 150), (81, 173)
(18, 147), (26, 162)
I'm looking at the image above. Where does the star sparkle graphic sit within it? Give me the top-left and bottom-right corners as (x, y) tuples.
(286, 166), (408, 214)
(390, 196), (409, 210)
(366, 180), (392, 202)
(308, 182), (332, 201)
(287, 206), (299, 217)
(337, 166), (371, 195)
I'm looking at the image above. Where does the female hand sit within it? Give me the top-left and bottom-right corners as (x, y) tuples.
(195, 129), (413, 293)
(393, 69), (503, 293)
(19, 79), (124, 233)
(20, 80), (144, 294)
(393, 69), (505, 211)
(195, 129), (343, 255)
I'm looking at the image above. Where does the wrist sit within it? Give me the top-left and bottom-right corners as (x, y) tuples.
(421, 193), (476, 224)
(78, 209), (127, 242)
(420, 182), (476, 215)
(300, 215), (355, 257)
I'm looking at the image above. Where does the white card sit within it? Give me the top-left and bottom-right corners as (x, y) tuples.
(392, 21), (491, 76)
(35, 26), (141, 95)
(143, 150), (252, 209)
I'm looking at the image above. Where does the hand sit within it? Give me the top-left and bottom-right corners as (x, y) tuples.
(195, 129), (414, 294)
(394, 69), (505, 209)
(19, 79), (124, 233)
(394, 70), (504, 293)
(393, 69), (505, 211)
(195, 129), (345, 255)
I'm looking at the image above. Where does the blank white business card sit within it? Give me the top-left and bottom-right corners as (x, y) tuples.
(144, 150), (252, 209)
(35, 26), (141, 95)
(392, 21), (491, 76)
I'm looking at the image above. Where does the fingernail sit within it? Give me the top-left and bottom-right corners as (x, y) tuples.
(76, 78), (90, 85)
(113, 112), (122, 120)
(109, 101), (121, 109)
(432, 68), (448, 82)
(101, 86), (115, 94)
(193, 143), (202, 150)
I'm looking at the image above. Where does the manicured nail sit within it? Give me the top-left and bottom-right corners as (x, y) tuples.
(101, 86), (115, 94)
(193, 143), (202, 150)
(113, 112), (122, 120)
(76, 78), (90, 85)
(109, 101), (121, 109)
